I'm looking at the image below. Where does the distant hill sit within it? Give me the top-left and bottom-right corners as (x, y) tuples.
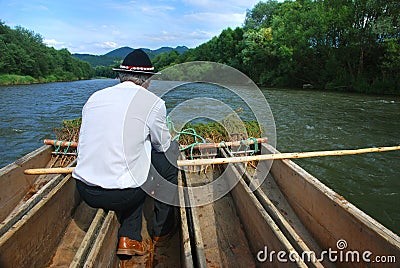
(73, 46), (188, 67)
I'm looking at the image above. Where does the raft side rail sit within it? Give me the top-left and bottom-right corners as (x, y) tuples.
(0, 145), (53, 222)
(0, 174), (80, 267)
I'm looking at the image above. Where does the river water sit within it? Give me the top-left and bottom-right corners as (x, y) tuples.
(0, 79), (399, 234)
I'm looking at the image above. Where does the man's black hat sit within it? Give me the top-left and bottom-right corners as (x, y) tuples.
(113, 49), (158, 74)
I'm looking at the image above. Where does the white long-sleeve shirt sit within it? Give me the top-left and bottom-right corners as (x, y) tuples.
(73, 81), (171, 189)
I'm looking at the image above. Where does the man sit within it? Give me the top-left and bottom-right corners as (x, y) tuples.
(72, 49), (178, 256)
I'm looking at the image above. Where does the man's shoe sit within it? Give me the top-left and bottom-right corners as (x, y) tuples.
(116, 237), (147, 256)
(153, 224), (177, 243)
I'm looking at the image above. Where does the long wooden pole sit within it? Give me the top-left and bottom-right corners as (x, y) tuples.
(24, 145), (400, 175)
(25, 167), (75, 175)
(178, 145), (400, 166)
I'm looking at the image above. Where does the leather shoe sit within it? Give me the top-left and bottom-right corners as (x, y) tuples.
(153, 224), (177, 243)
(116, 237), (147, 256)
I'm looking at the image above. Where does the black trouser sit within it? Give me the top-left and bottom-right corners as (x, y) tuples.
(76, 179), (146, 240)
(146, 144), (179, 237)
(75, 141), (179, 241)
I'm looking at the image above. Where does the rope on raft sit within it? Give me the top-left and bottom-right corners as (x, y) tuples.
(52, 139), (77, 156)
(166, 116), (260, 159)
(49, 139), (77, 167)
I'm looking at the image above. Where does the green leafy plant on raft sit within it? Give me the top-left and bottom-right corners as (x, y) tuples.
(53, 118), (82, 142)
(175, 120), (262, 146)
(54, 118), (262, 146)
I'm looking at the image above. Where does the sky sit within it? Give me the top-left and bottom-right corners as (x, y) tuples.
(1, 0), (261, 55)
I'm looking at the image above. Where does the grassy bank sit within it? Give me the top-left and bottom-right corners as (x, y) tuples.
(0, 74), (89, 86)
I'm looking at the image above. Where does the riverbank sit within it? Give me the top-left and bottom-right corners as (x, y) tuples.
(2, 73), (398, 96)
(0, 74), (93, 86)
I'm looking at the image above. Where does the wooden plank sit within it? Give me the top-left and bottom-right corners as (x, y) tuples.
(221, 148), (326, 267)
(264, 144), (400, 267)
(256, 172), (332, 267)
(70, 209), (107, 267)
(180, 171), (208, 268)
(0, 145), (52, 222)
(224, 162), (307, 267)
(0, 159), (77, 238)
(0, 175), (80, 267)
(48, 202), (98, 267)
(0, 173), (63, 237)
(83, 211), (119, 268)
(178, 171), (194, 267)
(185, 170), (256, 267)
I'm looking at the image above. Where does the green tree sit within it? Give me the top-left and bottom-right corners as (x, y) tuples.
(0, 21), (94, 83)
(153, 50), (180, 70)
(244, 1), (280, 30)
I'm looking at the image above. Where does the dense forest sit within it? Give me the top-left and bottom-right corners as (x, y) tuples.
(0, 21), (94, 85)
(153, 0), (400, 94)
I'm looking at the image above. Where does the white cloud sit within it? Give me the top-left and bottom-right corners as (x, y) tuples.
(188, 30), (214, 39)
(44, 38), (65, 48)
(96, 41), (119, 49)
